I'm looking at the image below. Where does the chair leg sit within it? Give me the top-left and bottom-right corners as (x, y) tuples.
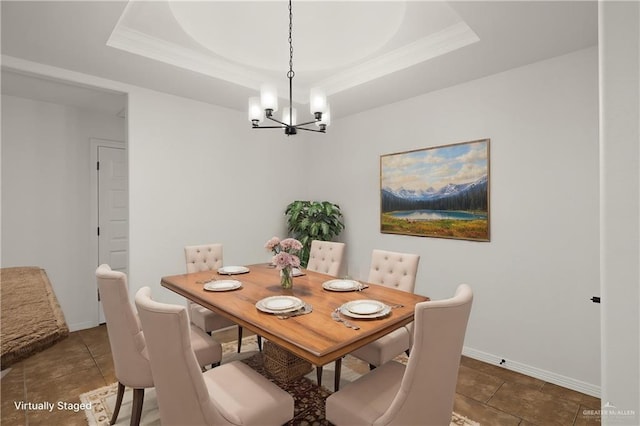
(110, 382), (125, 425)
(237, 326), (243, 353)
(130, 388), (145, 426)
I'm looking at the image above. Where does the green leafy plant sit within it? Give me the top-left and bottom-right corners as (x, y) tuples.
(285, 200), (345, 267)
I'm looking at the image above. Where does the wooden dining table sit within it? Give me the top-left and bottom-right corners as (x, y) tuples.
(160, 263), (428, 390)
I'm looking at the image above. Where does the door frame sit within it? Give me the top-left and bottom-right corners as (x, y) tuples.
(90, 138), (127, 324)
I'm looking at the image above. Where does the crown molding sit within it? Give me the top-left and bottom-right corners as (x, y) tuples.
(317, 22), (479, 96)
(107, 25), (264, 92)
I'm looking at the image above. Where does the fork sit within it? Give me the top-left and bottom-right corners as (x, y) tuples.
(276, 304), (313, 320)
(195, 276), (217, 284)
(331, 309), (360, 330)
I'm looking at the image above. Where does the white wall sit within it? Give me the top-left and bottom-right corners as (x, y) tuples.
(306, 47), (601, 395)
(1, 94), (126, 331)
(599, 1), (640, 423)
(126, 88), (309, 305)
(2, 44), (624, 400)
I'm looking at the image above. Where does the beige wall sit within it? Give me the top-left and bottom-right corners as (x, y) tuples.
(305, 47), (601, 395)
(599, 1), (640, 422)
(1, 94), (126, 330)
(126, 88), (309, 306)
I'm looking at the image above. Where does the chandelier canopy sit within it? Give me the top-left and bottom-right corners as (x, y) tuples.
(248, 0), (330, 135)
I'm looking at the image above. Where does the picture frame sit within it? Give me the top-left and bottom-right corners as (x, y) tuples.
(380, 138), (490, 241)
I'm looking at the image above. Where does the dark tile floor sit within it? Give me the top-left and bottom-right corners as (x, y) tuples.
(1, 325), (601, 425)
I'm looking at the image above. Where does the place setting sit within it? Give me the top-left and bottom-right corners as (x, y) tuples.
(255, 295), (313, 319)
(217, 265), (250, 275)
(202, 279), (242, 292)
(322, 278), (368, 292)
(339, 299), (391, 319)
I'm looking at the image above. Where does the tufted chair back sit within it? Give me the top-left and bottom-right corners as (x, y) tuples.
(136, 287), (294, 425)
(134, 287), (227, 425)
(185, 244), (223, 273)
(368, 249), (420, 293)
(326, 284), (473, 426)
(95, 264), (153, 389)
(307, 240), (346, 277)
(380, 284), (473, 425)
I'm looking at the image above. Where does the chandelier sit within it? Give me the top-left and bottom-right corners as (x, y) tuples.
(248, 0), (330, 135)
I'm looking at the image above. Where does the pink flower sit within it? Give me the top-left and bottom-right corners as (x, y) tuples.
(280, 238), (302, 251)
(272, 252), (293, 269)
(265, 237), (302, 268)
(264, 237), (281, 252)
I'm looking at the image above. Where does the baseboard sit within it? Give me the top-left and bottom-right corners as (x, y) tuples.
(68, 321), (99, 332)
(462, 346), (601, 398)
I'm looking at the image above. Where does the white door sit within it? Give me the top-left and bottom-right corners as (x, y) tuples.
(97, 145), (128, 323)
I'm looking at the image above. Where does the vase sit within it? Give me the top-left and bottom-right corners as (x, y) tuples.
(280, 267), (293, 290)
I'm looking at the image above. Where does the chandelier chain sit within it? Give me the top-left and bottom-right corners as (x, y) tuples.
(287, 0), (294, 79)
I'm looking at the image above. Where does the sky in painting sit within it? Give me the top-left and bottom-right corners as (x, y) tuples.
(381, 140), (488, 192)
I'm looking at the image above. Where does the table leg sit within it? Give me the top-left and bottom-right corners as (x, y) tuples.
(316, 366), (323, 387)
(334, 358), (342, 392)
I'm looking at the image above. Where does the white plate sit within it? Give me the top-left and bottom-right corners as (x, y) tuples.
(322, 279), (361, 292)
(256, 296), (304, 313)
(346, 300), (386, 315)
(203, 280), (242, 292)
(218, 266), (250, 275)
(340, 300), (391, 319)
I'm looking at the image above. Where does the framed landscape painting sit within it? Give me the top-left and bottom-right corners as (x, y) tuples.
(380, 139), (490, 241)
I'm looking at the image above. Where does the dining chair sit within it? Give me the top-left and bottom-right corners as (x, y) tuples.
(96, 264), (222, 426)
(185, 243), (259, 353)
(350, 249), (420, 369)
(305, 240), (347, 387)
(134, 286), (294, 426)
(306, 240), (346, 277)
(326, 284), (473, 426)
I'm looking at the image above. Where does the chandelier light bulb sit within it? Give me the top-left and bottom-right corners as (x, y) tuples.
(282, 107), (298, 126)
(316, 105), (331, 128)
(260, 84), (278, 112)
(309, 88), (328, 115)
(248, 97), (264, 124)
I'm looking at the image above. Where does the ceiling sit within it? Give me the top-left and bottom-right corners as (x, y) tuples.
(1, 1), (597, 120)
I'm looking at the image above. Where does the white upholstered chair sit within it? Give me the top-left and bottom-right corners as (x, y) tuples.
(185, 244), (254, 353)
(305, 240), (346, 387)
(306, 240), (346, 277)
(96, 264), (222, 426)
(326, 284), (473, 426)
(350, 249), (420, 368)
(135, 287), (294, 426)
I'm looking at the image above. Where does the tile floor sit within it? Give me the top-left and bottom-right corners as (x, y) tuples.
(1, 325), (601, 425)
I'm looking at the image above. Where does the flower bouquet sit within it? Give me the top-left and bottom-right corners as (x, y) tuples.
(265, 237), (302, 289)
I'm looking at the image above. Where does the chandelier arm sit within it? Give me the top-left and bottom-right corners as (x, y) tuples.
(252, 125), (287, 129)
(296, 126), (326, 133)
(293, 119), (320, 127)
(266, 116), (288, 127)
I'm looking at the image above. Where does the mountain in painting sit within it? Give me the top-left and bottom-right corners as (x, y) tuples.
(382, 175), (488, 213)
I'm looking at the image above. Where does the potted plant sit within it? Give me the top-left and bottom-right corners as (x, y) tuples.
(285, 200), (345, 267)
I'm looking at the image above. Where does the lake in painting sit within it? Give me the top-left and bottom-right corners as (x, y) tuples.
(389, 210), (487, 221)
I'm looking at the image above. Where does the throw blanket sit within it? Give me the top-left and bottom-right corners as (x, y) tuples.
(1, 267), (69, 368)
